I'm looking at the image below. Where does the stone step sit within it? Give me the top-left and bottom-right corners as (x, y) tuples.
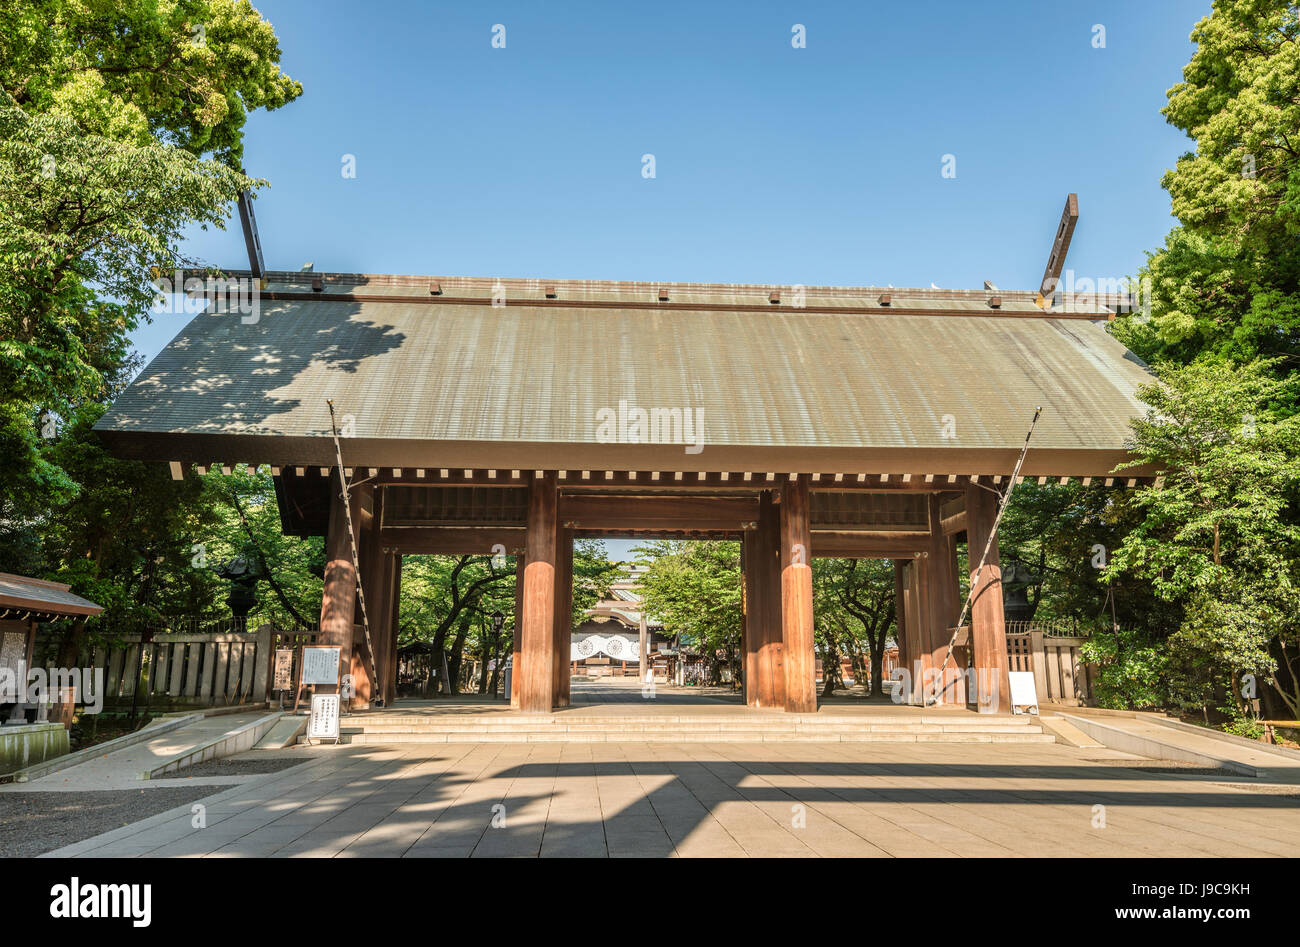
(336, 714), (1039, 728)
(301, 709), (1053, 746)
(313, 729), (1055, 745)
(333, 721), (1043, 735)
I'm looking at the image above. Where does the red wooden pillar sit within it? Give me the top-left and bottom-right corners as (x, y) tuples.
(385, 554), (402, 707)
(965, 482), (1011, 713)
(319, 472), (364, 696)
(552, 527), (573, 708)
(743, 528), (754, 707)
(924, 495), (962, 705)
(370, 548), (397, 708)
(904, 554), (930, 705)
(780, 476), (817, 713)
(744, 490), (785, 709)
(519, 473), (558, 713)
(350, 485), (381, 708)
(511, 554), (525, 708)
(893, 559), (909, 685)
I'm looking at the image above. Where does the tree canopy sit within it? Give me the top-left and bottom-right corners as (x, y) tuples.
(1114, 0), (1300, 369)
(0, 1), (300, 680)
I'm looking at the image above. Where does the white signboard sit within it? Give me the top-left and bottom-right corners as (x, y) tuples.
(272, 649), (294, 691)
(300, 646), (341, 686)
(1009, 671), (1039, 715)
(308, 693), (341, 742)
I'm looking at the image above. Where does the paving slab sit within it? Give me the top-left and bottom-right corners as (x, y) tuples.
(27, 690), (1300, 859)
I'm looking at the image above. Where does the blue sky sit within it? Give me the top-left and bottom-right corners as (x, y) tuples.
(134, 0), (1212, 558)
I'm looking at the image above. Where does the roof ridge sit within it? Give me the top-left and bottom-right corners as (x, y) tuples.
(189, 268), (1044, 300)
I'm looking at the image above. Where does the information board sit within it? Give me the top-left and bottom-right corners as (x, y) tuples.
(308, 693), (340, 742)
(1008, 671), (1039, 715)
(300, 646), (341, 686)
(272, 648), (294, 691)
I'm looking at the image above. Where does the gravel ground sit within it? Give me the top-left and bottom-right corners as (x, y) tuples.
(0, 788), (218, 857)
(156, 757), (307, 779)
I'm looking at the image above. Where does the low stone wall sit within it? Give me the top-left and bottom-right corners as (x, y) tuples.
(0, 723), (69, 776)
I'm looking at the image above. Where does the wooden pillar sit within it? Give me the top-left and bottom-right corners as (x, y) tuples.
(965, 481), (1010, 713)
(385, 554), (401, 706)
(893, 559), (909, 677)
(741, 528), (754, 706)
(511, 554), (524, 708)
(552, 527), (573, 708)
(744, 490), (785, 709)
(638, 612), (648, 683)
(780, 476), (816, 713)
(349, 485), (381, 708)
(905, 555), (930, 705)
(319, 472), (364, 696)
(518, 473), (558, 713)
(924, 495), (963, 705)
(370, 548), (397, 708)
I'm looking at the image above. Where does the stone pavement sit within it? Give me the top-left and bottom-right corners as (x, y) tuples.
(46, 738), (1300, 858)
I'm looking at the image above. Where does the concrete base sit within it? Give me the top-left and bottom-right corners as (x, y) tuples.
(254, 715), (308, 750)
(0, 723), (69, 776)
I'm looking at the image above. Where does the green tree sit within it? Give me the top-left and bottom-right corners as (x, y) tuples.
(395, 541), (616, 696)
(998, 482), (1182, 635)
(1, 0), (299, 510)
(572, 539), (620, 626)
(203, 467), (324, 626)
(813, 558), (897, 698)
(1108, 360), (1300, 720)
(1114, 0), (1300, 370)
(636, 541), (742, 686)
(1024, 2), (1300, 730)
(0, 0), (299, 502)
(0, 0), (301, 163)
(0, 2), (300, 721)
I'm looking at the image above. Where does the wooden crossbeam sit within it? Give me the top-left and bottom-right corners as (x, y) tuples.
(236, 191), (265, 279)
(1039, 193), (1079, 299)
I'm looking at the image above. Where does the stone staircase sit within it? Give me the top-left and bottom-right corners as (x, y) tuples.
(309, 711), (1056, 745)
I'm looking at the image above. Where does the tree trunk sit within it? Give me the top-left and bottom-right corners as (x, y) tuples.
(870, 644), (885, 699)
(446, 611), (472, 694)
(820, 635), (841, 698)
(477, 620), (492, 694)
(488, 631), (505, 698)
(849, 646), (865, 692)
(52, 620), (86, 727)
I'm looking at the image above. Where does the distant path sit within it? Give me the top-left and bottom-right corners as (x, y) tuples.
(569, 678), (739, 705)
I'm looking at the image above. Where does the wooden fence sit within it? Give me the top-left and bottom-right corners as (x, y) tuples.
(1006, 630), (1091, 705)
(32, 624), (318, 712)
